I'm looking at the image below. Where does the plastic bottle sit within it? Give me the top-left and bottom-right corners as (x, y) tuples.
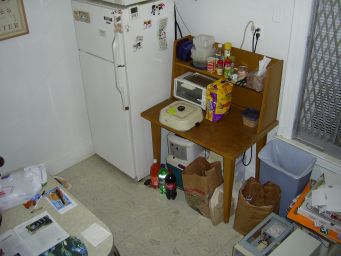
(215, 43), (223, 64)
(150, 159), (160, 189)
(223, 42), (232, 59)
(165, 173), (177, 200)
(158, 164), (168, 194)
(224, 58), (233, 79)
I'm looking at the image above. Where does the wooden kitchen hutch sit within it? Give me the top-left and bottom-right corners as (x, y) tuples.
(141, 36), (283, 223)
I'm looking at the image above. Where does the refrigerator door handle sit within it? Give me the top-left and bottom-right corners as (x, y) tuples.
(112, 33), (129, 111)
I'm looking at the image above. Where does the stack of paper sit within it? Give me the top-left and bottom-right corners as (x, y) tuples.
(298, 196), (341, 233)
(297, 173), (341, 233)
(311, 185), (341, 212)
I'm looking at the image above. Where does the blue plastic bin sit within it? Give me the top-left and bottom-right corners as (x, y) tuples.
(258, 139), (316, 217)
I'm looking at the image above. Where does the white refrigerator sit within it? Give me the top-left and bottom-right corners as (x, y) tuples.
(72, 0), (174, 180)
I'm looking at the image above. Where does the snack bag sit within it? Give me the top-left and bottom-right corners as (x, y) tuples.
(206, 79), (233, 122)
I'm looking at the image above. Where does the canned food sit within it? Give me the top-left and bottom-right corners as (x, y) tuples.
(207, 57), (216, 73)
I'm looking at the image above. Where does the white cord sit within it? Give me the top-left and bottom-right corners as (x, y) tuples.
(175, 4), (191, 34)
(240, 20), (255, 49)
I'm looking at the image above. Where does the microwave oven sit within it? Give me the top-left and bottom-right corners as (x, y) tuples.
(173, 72), (216, 109)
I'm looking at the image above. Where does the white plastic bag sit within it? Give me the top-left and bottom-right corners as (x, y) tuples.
(209, 184), (224, 225)
(0, 164), (47, 212)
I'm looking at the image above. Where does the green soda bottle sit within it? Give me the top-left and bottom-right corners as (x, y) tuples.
(158, 164), (168, 194)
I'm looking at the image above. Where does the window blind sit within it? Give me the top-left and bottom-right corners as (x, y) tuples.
(295, 0), (341, 159)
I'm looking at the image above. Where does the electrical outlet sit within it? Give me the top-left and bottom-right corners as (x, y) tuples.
(250, 23), (256, 34)
(251, 25), (263, 38)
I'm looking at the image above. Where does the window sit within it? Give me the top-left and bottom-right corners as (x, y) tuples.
(294, 0), (341, 159)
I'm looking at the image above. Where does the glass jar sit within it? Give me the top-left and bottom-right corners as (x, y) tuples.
(237, 66), (248, 80)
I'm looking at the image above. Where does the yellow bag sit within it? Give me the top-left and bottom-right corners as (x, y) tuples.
(206, 79), (233, 122)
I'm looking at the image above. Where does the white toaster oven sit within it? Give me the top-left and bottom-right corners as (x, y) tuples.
(173, 72), (216, 109)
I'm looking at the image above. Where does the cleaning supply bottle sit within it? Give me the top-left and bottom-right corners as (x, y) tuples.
(150, 159), (160, 189)
(158, 164), (168, 194)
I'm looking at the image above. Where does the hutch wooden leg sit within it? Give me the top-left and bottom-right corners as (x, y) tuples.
(255, 135), (267, 180)
(223, 156), (235, 223)
(151, 123), (161, 163)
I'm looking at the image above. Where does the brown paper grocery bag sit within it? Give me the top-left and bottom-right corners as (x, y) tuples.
(233, 177), (281, 235)
(182, 157), (223, 218)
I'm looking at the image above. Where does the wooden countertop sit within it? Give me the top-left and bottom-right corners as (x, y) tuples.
(141, 98), (277, 159)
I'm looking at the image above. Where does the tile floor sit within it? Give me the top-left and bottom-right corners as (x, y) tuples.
(59, 155), (243, 256)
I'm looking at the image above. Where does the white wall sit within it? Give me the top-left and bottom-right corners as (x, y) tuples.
(0, 0), (93, 175)
(175, 0), (295, 60)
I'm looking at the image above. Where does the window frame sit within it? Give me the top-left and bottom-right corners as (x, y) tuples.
(277, 0), (341, 174)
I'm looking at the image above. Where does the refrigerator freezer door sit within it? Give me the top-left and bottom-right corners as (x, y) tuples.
(79, 51), (136, 178)
(72, 0), (119, 62)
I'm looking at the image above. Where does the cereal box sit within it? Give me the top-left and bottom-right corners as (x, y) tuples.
(205, 79), (233, 122)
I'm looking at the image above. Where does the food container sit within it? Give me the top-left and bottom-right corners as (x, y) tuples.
(241, 108), (259, 128)
(191, 47), (215, 69)
(237, 66), (248, 80)
(191, 34), (216, 69)
(207, 57), (216, 73)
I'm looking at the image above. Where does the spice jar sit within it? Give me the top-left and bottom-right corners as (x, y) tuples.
(216, 58), (224, 76)
(224, 59), (233, 79)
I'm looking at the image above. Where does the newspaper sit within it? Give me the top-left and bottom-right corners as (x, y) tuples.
(0, 212), (69, 256)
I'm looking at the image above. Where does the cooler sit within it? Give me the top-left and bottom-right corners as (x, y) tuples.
(166, 155), (189, 190)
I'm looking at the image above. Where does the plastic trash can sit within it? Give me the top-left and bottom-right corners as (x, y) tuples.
(258, 139), (316, 217)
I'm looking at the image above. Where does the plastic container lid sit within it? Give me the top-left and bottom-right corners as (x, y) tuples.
(224, 42), (232, 49)
(241, 108), (259, 121)
(192, 34), (215, 49)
